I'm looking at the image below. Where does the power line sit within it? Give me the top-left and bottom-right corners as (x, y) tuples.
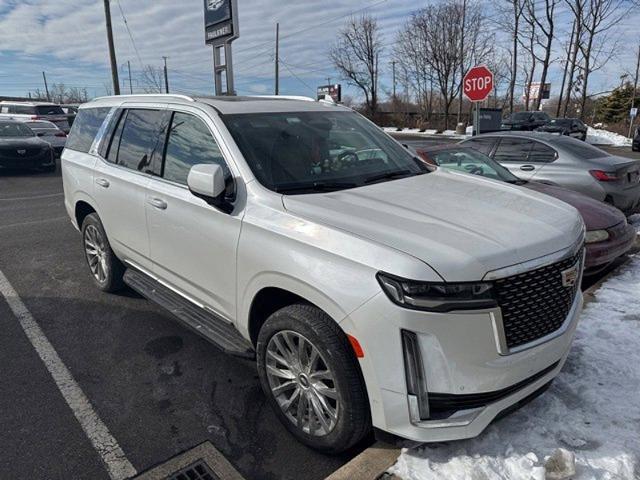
(279, 57), (315, 92)
(115, 0), (144, 69)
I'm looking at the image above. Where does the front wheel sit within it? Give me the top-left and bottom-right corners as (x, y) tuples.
(256, 304), (371, 453)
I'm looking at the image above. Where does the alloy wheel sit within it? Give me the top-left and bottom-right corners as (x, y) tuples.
(265, 330), (339, 436)
(84, 224), (108, 283)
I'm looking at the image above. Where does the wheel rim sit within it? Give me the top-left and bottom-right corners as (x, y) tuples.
(265, 330), (339, 436)
(84, 224), (108, 283)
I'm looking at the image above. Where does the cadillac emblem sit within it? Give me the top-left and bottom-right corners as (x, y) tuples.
(17, 149), (26, 155)
(561, 262), (579, 288)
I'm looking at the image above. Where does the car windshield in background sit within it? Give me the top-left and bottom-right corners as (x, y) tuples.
(0, 122), (34, 137)
(548, 119), (572, 127)
(509, 112), (532, 121)
(35, 105), (65, 115)
(553, 136), (608, 159)
(430, 148), (521, 183)
(222, 110), (428, 194)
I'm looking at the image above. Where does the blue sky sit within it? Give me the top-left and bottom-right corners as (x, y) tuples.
(0, 0), (637, 103)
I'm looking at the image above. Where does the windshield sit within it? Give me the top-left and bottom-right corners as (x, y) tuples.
(508, 112), (532, 121)
(428, 148), (521, 183)
(553, 136), (608, 159)
(548, 119), (572, 127)
(222, 110), (428, 194)
(0, 122), (35, 137)
(35, 105), (65, 115)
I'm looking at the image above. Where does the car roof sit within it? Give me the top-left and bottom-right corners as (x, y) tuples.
(472, 131), (562, 141)
(84, 94), (350, 114)
(0, 101), (60, 106)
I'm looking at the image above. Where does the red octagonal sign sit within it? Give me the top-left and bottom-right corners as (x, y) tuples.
(463, 65), (494, 102)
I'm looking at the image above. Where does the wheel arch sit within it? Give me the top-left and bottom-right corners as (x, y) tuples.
(75, 199), (97, 229)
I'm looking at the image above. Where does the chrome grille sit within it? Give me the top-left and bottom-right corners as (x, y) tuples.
(494, 247), (583, 349)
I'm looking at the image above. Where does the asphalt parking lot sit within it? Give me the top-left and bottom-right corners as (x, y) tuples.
(0, 170), (360, 479)
(1, 140), (637, 480)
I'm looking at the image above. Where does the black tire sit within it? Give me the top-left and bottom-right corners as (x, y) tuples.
(81, 213), (125, 292)
(256, 304), (371, 453)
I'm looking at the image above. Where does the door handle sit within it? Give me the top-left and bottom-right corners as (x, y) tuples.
(95, 178), (110, 188)
(520, 165), (535, 171)
(148, 197), (168, 210)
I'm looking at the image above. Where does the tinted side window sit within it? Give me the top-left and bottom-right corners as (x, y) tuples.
(464, 137), (496, 156)
(162, 112), (229, 185)
(66, 107), (111, 153)
(528, 142), (557, 163)
(111, 109), (168, 173)
(493, 138), (533, 162)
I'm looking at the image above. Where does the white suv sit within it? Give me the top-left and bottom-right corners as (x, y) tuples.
(62, 94), (585, 453)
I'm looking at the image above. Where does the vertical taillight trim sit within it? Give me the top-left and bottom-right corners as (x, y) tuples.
(401, 330), (429, 422)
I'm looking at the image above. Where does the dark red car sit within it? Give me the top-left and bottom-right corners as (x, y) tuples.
(417, 145), (636, 275)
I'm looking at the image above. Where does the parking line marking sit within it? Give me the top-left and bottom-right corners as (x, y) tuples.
(0, 192), (64, 201)
(0, 268), (137, 480)
(0, 216), (67, 230)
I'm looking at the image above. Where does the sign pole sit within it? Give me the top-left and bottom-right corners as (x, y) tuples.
(475, 102), (480, 136)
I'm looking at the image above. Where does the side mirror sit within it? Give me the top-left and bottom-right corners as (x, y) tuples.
(187, 164), (228, 209)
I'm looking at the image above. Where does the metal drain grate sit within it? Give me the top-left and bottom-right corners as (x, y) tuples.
(167, 460), (219, 480)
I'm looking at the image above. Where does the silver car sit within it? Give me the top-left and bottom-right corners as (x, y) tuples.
(461, 132), (640, 215)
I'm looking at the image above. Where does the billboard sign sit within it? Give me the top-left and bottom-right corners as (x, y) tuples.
(204, 0), (238, 45)
(525, 82), (551, 101)
(317, 84), (342, 102)
(630, 107), (638, 119)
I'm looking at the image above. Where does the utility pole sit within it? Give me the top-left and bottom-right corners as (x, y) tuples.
(163, 56), (170, 93)
(457, 0), (467, 124)
(127, 60), (133, 94)
(274, 23), (279, 95)
(103, 0), (120, 95)
(392, 60), (397, 99)
(42, 71), (51, 101)
(629, 44), (640, 138)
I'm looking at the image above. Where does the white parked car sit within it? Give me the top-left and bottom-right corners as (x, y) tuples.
(0, 101), (70, 132)
(18, 120), (67, 157)
(61, 94), (585, 453)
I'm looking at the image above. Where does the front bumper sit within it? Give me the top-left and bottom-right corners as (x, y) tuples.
(0, 152), (54, 169)
(341, 288), (582, 443)
(585, 222), (636, 272)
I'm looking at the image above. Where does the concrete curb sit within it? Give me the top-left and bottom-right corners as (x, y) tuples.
(324, 442), (400, 480)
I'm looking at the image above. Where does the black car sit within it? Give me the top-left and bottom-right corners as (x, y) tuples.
(0, 121), (56, 172)
(633, 126), (640, 152)
(536, 118), (587, 141)
(501, 111), (551, 131)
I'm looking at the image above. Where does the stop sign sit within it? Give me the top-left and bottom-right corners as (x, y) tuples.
(463, 65), (494, 102)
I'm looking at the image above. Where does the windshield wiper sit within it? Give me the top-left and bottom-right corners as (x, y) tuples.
(275, 181), (358, 194)
(363, 169), (422, 185)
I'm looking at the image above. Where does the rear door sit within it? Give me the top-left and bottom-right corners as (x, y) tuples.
(491, 137), (538, 179)
(145, 106), (242, 321)
(92, 105), (169, 271)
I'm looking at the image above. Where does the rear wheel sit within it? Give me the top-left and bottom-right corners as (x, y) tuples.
(81, 213), (125, 292)
(256, 304), (371, 453)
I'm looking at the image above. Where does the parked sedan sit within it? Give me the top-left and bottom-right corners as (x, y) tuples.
(18, 120), (67, 157)
(0, 120), (56, 172)
(536, 118), (587, 141)
(501, 111), (551, 131)
(461, 132), (640, 215)
(417, 145), (636, 275)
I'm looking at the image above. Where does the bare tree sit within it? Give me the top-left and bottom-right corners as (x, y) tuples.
(140, 65), (164, 94)
(500, 0), (526, 114)
(330, 14), (383, 114)
(577, 0), (630, 118)
(527, 0), (559, 110)
(395, 1), (492, 129)
(562, 0), (586, 116)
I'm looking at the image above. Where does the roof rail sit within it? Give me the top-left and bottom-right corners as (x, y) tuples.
(92, 93), (195, 102)
(247, 95), (316, 102)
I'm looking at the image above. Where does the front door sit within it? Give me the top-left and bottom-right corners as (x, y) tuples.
(146, 108), (241, 322)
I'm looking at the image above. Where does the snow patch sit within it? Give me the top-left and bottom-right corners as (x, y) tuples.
(586, 127), (632, 147)
(390, 256), (640, 480)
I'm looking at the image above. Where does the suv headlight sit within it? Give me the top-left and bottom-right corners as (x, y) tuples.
(377, 273), (497, 312)
(585, 229), (609, 244)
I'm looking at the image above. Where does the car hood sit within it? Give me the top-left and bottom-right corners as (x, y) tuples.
(523, 181), (625, 230)
(283, 170), (584, 281)
(0, 136), (48, 148)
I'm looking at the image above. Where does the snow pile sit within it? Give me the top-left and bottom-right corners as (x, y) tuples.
(586, 127), (632, 147)
(390, 256), (640, 480)
(383, 127), (471, 139)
